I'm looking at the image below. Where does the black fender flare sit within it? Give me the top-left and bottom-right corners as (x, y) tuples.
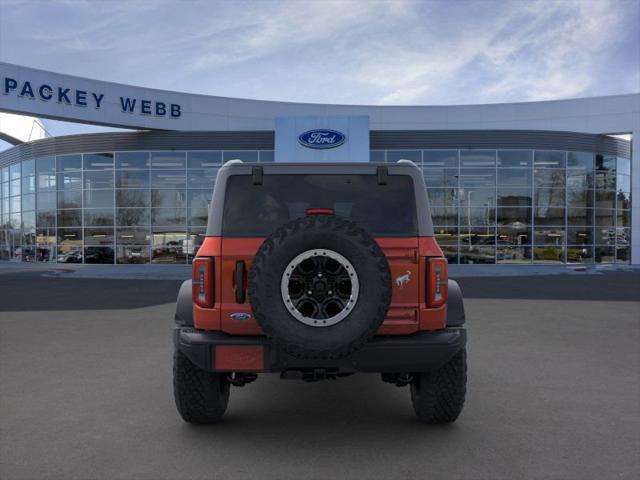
(446, 279), (465, 326)
(175, 280), (194, 326)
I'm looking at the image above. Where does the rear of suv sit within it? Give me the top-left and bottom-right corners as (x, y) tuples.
(173, 161), (467, 424)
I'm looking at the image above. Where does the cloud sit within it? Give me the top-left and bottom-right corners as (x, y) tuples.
(0, 0), (637, 106)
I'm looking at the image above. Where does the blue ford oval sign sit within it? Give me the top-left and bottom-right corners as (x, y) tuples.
(298, 129), (346, 149)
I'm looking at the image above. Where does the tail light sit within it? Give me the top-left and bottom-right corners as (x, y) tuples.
(427, 257), (448, 308)
(192, 257), (214, 308)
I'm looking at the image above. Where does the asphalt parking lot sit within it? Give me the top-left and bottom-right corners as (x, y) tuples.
(1, 271), (639, 480)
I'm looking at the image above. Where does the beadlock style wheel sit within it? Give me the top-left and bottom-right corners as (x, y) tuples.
(280, 249), (360, 327)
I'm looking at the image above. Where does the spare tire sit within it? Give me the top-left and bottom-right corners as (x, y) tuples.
(248, 214), (391, 359)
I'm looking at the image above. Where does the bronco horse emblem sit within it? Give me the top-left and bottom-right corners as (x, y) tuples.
(395, 270), (412, 289)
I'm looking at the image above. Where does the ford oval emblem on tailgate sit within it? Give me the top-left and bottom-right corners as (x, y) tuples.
(298, 129), (346, 149)
(230, 312), (251, 321)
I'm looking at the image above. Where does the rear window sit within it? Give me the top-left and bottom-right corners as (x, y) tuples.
(222, 174), (417, 237)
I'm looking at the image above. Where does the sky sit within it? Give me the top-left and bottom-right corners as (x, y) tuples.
(0, 0), (639, 144)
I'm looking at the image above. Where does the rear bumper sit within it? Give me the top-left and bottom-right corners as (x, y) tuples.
(174, 327), (466, 374)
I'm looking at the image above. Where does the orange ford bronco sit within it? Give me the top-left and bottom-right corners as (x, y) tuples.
(173, 161), (466, 423)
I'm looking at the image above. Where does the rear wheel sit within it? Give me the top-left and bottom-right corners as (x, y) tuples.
(410, 348), (467, 424)
(173, 349), (230, 424)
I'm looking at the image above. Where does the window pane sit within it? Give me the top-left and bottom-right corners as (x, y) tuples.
(616, 210), (631, 227)
(117, 208), (150, 226)
(532, 246), (564, 263)
(497, 225), (531, 245)
(21, 159), (35, 176)
(459, 207), (495, 226)
(534, 169), (565, 187)
(84, 170), (114, 189)
(57, 190), (82, 209)
(222, 151), (258, 163)
(151, 208), (186, 226)
(594, 191), (616, 209)
(116, 170), (149, 188)
(83, 153), (114, 170)
(423, 168), (458, 188)
(427, 188), (457, 207)
(497, 169), (531, 186)
(566, 246), (593, 264)
(534, 206), (565, 225)
(497, 150), (532, 168)
(151, 230), (187, 264)
(534, 151), (565, 168)
(187, 151), (222, 168)
(116, 227), (150, 245)
(460, 151), (495, 167)
(21, 177), (36, 194)
(37, 191), (57, 210)
(84, 228), (114, 245)
(9, 163), (20, 180)
(188, 190), (212, 209)
(594, 209), (615, 227)
(151, 170), (186, 188)
(386, 151), (421, 164)
(497, 246), (532, 263)
(188, 207), (209, 226)
(57, 171), (82, 190)
(36, 157), (55, 173)
(567, 208), (593, 226)
(84, 208), (114, 226)
(259, 151), (274, 163)
(36, 210), (55, 228)
(497, 207), (531, 226)
(150, 151), (186, 169)
(56, 243), (82, 263)
(566, 188), (593, 208)
(458, 168), (495, 187)
(433, 227), (458, 245)
(84, 246), (114, 264)
(10, 195), (21, 212)
(595, 246), (615, 263)
(57, 154), (82, 171)
(615, 246), (630, 264)
(187, 168), (218, 189)
(57, 209), (82, 227)
(116, 245), (150, 264)
(423, 150), (458, 168)
(616, 157), (630, 176)
(497, 188), (532, 206)
(430, 206), (458, 226)
(567, 151), (593, 169)
(566, 169), (593, 189)
(370, 151), (385, 162)
(595, 155), (615, 172)
(84, 190), (114, 209)
(115, 152), (149, 169)
(22, 211), (36, 231)
(10, 178), (21, 196)
(458, 188), (495, 207)
(567, 227), (593, 245)
(616, 174), (630, 194)
(22, 193), (35, 211)
(460, 236), (496, 264)
(37, 173), (56, 191)
(116, 189), (150, 208)
(616, 191), (631, 210)
(594, 227), (615, 244)
(151, 189), (186, 208)
(534, 227), (565, 245)
(534, 188), (565, 209)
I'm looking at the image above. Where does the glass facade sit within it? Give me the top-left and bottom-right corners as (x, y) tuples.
(0, 150), (273, 264)
(0, 148), (632, 265)
(373, 149), (631, 265)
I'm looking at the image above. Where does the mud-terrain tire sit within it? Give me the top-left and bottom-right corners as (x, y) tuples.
(410, 348), (467, 424)
(173, 349), (230, 424)
(248, 214), (391, 359)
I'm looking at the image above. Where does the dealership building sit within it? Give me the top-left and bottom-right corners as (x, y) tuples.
(0, 62), (638, 265)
